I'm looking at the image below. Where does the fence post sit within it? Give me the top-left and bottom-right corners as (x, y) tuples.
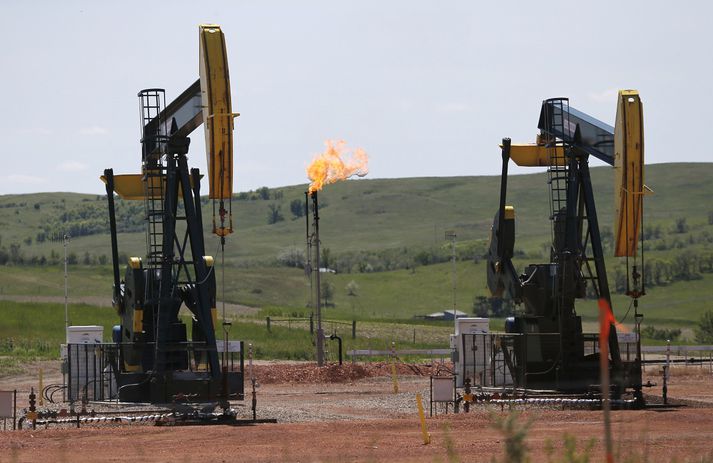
(352, 320), (356, 339)
(391, 341), (399, 394)
(310, 313), (314, 335)
(266, 316), (271, 333)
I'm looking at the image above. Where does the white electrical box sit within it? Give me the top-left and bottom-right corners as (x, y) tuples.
(63, 326), (104, 401)
(453, 318), (490, 387)
(617, 332), (640, 362)
(66, 325), (104, 344)
(216, 340), (242, 352)
(455, 318), (490, 336)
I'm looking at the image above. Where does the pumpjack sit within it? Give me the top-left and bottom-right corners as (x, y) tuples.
(487, 92), (646, 401)
(101, 25), (240, 403)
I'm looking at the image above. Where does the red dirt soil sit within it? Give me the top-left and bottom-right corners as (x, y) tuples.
(1, 362), (712, 463)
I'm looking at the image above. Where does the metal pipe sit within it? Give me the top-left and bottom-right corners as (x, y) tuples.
(249, 343), (256, 421)
(329, 334), (343, 365)
(663, 339), (670, 405)
(104, 168), (121, 310)
(312, 192), (324, 366)
(63, 234), (70, 330)
(305, 191), (314, 314)
(497, 138), (511, 259)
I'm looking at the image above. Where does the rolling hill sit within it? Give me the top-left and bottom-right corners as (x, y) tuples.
(0, 162), (712, 336)
(1, 162), (711, 264)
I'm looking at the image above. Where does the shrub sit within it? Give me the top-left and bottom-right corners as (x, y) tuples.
(290, 199), (305, 218)
(277, 246), (305, 268)
(641, 326), (682, 342)
(695, 310), (713, 344)
(267, 204), (284, 224)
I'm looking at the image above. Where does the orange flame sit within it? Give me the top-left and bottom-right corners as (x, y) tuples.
(307, 140), (369, 194)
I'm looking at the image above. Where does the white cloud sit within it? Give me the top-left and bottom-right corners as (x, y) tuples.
(57, 161), (88, 172)
(587, 88), (619, 103)
(78, 126), (109, 135)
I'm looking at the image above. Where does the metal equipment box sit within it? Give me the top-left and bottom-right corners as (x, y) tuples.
(62, 326), (104, 401)
(451, 318), (490, 387)
(66, 325), (104, 344)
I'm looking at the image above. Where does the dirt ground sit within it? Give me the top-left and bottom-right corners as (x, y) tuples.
(1, 361), (712, 463)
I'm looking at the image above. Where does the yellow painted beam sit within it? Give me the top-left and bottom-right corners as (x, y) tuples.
(508, 144), (565, 167)
(199, 24), (235, 203)
(99, 173), (198, 200)
(613, 90), (646, 257)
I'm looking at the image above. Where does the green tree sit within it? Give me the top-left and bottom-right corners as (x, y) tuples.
(600, 226), (613, 252)
(321, 280), (335, 307)
(9, 243), (22, 264)
(641, 325), (682, 341)
(472, 295), (489, 317)
(290, 198), (305, 219)
(277, 246), (305, 268)
(321, 247), (332, 269)
(345, 280), (359, 297)
(674, 217), (689, 234)
(257, 186), (270, 200)
(267, 204), (284, 224)
(695, 310), (713, 343)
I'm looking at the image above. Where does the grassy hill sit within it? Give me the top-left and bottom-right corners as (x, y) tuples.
(2, 162), (711, 264)
(1, 162), (712, 339)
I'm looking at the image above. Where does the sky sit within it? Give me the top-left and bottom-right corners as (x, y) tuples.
(0, 0), (711, 195)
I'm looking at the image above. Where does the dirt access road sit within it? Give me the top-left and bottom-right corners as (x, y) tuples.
(1, 362), (712, 462)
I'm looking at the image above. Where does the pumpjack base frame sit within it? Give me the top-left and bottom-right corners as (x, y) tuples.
(116, 371), (244, 403)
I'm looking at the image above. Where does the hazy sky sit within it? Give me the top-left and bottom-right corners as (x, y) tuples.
(1, 0), (710, 195)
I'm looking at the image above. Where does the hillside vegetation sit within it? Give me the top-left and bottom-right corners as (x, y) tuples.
(1, 162), (712, 340)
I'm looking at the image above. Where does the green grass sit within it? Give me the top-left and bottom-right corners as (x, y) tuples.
(0, 301), (117, 345)
(0, 301), (118, 376)
(3, 163), (712, 265)
(0, 265), (115, 298)
(227, 318), (446, 361)
(0, 300), (448, 375)
(1, 255), (712, 336)
(1, 162), (712, 367)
